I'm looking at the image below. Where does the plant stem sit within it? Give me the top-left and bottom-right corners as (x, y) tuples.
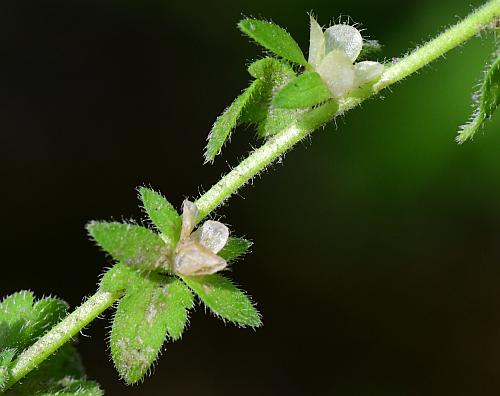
(195, 0), (500, 221)
(5, 0), (499, 390)
(5, 290), (122, 389)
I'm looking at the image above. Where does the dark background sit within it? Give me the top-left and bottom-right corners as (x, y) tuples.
(2, 0), (500, 394)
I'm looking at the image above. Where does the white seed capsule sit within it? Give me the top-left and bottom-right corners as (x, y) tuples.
(190, 220), (229, 254)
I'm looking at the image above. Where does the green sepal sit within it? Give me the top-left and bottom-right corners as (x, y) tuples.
(457, 53), (500, 143)
(138, 187), (181, 250)
(218, 237), (252, 262)
(273, 71), (332, 109)
(238, 19), (308, 66)
(181, 274), (261, 328)
(110, 273), (193, 384)
(87, 221), (169, 272)
(205, 79), (264, 162)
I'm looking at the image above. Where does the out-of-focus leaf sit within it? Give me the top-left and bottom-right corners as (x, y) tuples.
(1, 293), (102, 395)
(138, 187), (181, 250)
(0, 349), (16, 390)
(239, 19), (308, 66)
(87, 222), (169, 272)
(110, 274), (193, 384)
(242, 58), (301, 138)
(37, 378), (103, 396)
(181, 274), (261, 327)
(358, 39), (383, 60)
(0, 293), (67, 352)
(273, 71), (332, 109)
(457, 54), (500, 143)
(205, 79), (264, 162)
(218, 237), (252, 262)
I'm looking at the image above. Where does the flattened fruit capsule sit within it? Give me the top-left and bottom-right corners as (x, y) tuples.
(174, 241), (227, 276)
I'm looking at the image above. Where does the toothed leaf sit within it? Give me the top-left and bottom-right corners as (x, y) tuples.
(218, 237), (252, 262)
(205, 79), (264, 162)
(457, 54), (500, 143)
(87, 222), (169, 272)
(239, 19), (308, 66)
(0, 293), (67, 351)
(110, 274), (192, 384)
(1, 293), (102, 395)
(273, 71), (332, 109)
(138, 188), (181, 250)
(181, 274), (261, 327)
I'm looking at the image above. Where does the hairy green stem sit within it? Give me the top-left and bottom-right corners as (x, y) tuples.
(5, 290), (122, 389)
(4, 0), (499, 390)
(195, 0), (500, 220)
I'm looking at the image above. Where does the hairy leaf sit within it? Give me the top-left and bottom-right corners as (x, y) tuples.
(358, 39), (383, 60)
(0, 292), (67, 352)
(457, 54), (500, 143)
(99, 263), (143, 293)
(239, 19), (308, 66)
(181, 274), (261, 327)
(0, 293), (102, 395)
(6, 344), (87, 396)
(243, 58), (300, 137)
(37, 378), (103, 396)
(87, 222), (169, 272)
(110, 274), (193, 384)
(138, 187), (181, 250)
(218, 237), (252, 262)
(247, 57), (292, 79)
(205, 79), (264, 162)
(0, 349), (16, 390)
(273, 71), (332, 109)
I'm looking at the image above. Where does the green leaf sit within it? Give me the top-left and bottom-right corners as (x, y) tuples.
(6, 344), (87, 395)
(205, 79), (264, 162)
(239, 19), (308, 66)
(181, 274), (261, 327)
(110, 274), (193, 384)
(138, 187), (181, 250)
(242, 58), (301, 138)
(99, 263), (143, 293)
(0, 293), (67, 352)
(457, 54), (500, 143)
(37, 378), (103, 396)
(218, 237), (252, 262)
(87, 221), (169, 272)
(358, 39), (383, 60)
(0, 349), (16, 390)
(0, 293), (102, 395)
(163, 278), (194, 341)
(247, 57), (293, 80)
(273, 71), (332, 109)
